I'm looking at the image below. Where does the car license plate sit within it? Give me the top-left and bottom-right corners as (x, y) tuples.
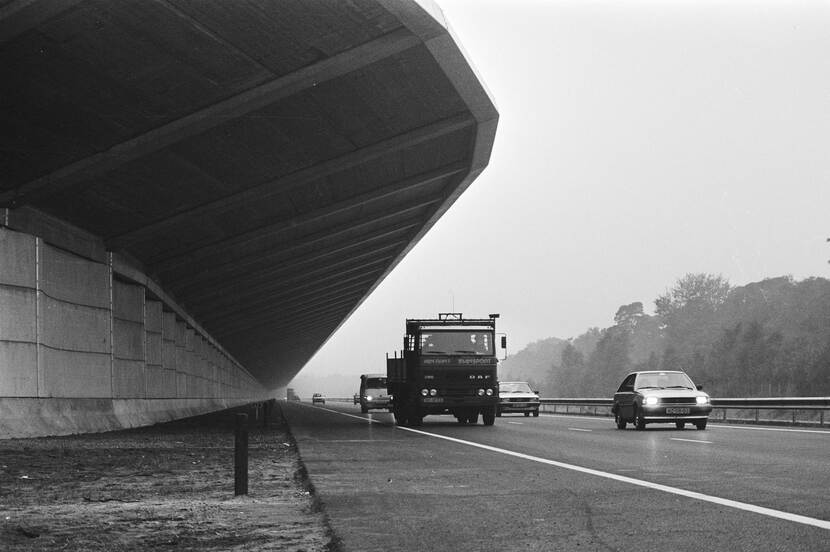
(666, 407), (690, 414)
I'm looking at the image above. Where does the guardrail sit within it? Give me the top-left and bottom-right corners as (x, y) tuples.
(538, 397), (830, 427)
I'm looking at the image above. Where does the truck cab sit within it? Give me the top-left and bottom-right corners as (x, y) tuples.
(387, 313), (505, 426)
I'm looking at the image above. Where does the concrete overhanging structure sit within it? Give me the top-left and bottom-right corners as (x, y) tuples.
(0, 0), (497, 437)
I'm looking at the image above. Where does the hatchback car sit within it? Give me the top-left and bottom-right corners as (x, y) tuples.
(497, 381), (541, 417)
(612, 371), (712, 430)
(312, 393), (325, 405)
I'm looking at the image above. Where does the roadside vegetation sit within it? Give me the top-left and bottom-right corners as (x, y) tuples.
(501, 274), (830, 398)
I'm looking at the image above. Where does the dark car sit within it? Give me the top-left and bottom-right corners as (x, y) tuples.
(612, 371), (712, 430)
(497, 381), (540, 417)
(312, 393), (325, 405)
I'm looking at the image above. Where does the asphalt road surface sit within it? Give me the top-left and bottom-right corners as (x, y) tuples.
(281, 401), (829, 552)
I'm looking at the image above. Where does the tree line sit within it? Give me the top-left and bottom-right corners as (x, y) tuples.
(501, 274), (830, 398)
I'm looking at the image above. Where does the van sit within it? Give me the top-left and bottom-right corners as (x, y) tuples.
(359, 373), (391, 413)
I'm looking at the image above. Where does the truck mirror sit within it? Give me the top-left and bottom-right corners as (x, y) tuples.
(501, 336), (507, 349)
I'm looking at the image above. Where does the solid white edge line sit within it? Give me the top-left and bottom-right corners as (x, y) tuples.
(670, 438), (713, 444)
(392, 427), (830, 531)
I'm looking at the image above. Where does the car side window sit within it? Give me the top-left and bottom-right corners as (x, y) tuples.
(618, 374), (635, 392)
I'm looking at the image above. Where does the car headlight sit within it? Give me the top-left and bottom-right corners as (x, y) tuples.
(696, 396), (709, 404)
(643, 396), (659, 406)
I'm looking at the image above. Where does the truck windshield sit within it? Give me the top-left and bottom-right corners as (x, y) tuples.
(419, 331), (493, 355)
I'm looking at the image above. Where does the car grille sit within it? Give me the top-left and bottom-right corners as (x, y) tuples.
(661, 397), (695, 404)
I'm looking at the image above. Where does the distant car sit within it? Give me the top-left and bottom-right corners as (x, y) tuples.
(312, 393), (325, 405)
(612, 371), (712, 430)
(353, 393), (360, 405)
(497, 381), (540, 417)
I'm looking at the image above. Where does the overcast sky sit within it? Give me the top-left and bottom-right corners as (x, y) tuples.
(294, 0), (829, 391)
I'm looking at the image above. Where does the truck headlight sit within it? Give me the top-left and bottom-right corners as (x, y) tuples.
(643, 396), (659, 406)
(477, 389), (485, 396)
(485, 388), (493, 396)
(429, 389), (437, 396)
(421, 389), (429, 396)
(696, 396), (709, 404)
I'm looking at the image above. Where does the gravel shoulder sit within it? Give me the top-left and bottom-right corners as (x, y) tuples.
(0, 402), (335, 551)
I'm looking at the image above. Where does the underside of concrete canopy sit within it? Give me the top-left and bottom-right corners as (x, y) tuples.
(0, 0), (497, 420)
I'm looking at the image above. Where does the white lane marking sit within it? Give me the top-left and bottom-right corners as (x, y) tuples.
(506, 421), (523, 425)
(671, 438), (712, 444)
(712, 424), (830, 435)
(568, 428), (592, 432)
(393, 425), (830, 531)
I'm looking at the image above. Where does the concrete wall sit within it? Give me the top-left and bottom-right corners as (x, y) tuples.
(0, 226), (269, 438)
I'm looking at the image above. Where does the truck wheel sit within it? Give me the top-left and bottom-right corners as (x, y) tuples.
(532, 410), (539, 417)
(695, 419), (707, 430)
(361, 405), (368, 414)
(393, 406), (407, 426)
(615, 413), (626, 430)
(482, 407), (496, 426)
(408, 405), (422, 426)
(467, 412), (479, 424)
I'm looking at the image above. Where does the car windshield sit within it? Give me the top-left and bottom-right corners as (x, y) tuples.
(634, 372), (694, 390)
(419, 331), (493, 355)
(500, 382), (533, 393)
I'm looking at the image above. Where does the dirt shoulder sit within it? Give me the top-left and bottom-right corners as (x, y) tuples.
(0, 402), (335, 551)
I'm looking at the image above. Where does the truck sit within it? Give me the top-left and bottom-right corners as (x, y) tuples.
(386, 313), (505, 426)
(286, 388), (300, 401)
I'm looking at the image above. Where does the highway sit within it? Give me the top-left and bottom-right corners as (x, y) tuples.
(281, 401), (829, 552)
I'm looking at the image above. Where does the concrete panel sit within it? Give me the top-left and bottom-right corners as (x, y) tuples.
(176, 373), (187, 398)
(162, 311), (177, 340)
(39, 294), (111, 353)
(113, 280), (144, 323)
(161, 367), (177, 399)
(113, 359), (145, 398)
(114, 318), (144, 361)
(162, 340), (177, 371)
(145, 331), (162, 366)
(40, 244), (110, 309)
(144, 365), (166, 397)
(0, 228), (36, 288)
(0, 286), (36, 342)
(0, 397), (271, 439)
(145, 300), (162, 333)
(0, 342), (38, 396)
(39, 347), (111, 398)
